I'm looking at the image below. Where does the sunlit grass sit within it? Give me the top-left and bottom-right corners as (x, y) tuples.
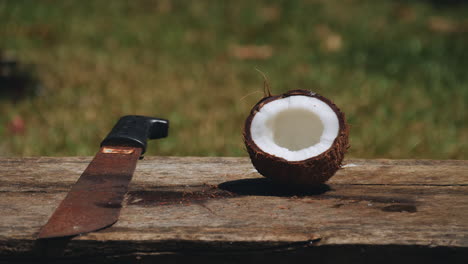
(1, 0), (467, 159)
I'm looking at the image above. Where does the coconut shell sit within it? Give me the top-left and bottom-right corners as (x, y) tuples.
(243, 89), (349, 186)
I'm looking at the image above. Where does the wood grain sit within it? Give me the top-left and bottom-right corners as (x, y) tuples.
(0, 157), (467, 263)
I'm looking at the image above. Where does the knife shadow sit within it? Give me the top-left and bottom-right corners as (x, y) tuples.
(33, 236), (74, 258)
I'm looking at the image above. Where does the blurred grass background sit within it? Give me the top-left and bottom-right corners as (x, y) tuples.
(0, 0), (467, 159)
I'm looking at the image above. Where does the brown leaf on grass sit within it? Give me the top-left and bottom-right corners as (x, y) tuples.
(156, 0), (172, 14)
(27, 24), (56, 43)
(184, 30), (214, 44)
(314, 24), (343, 53)
(428, 16), (468, 33)
(393, 4), (415, 22)
(294, 64), (310, 75)
(259, 5), (281, 22)
(7, 116), (25, 135)
(230, 45), (273, 60)
(324, 34), (342, 52)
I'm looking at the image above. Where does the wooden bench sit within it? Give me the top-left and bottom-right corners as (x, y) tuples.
(1, 157), (467, 263)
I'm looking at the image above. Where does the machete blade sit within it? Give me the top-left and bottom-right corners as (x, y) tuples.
(37, 146), (141, 239)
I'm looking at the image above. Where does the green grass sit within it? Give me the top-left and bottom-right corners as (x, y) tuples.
(1, 0), (467, 159)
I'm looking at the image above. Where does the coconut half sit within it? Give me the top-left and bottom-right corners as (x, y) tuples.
(243, 89), (349, 186)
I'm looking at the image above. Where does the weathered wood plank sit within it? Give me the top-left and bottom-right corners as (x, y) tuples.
(0, 157), (467, 262)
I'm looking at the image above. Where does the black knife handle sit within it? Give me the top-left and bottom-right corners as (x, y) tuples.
(101, 115), (169, 154)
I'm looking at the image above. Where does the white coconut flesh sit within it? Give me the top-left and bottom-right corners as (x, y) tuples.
(250, 95), (339, 162)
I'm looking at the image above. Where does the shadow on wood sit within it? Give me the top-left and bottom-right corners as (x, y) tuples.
(7, 243), (467, 264)
(33, 236), (73, 258)
(218, 178), (331, 197)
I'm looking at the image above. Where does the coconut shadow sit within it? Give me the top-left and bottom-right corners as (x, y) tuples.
(218, 178), (331, 197)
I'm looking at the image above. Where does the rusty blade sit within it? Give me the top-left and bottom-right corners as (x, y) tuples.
(37, 146), (142, 239)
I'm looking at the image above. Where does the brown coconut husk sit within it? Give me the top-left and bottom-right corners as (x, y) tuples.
(243, 89), (350, 186)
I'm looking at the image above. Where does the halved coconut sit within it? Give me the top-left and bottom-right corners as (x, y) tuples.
(243, 89), (349, 186)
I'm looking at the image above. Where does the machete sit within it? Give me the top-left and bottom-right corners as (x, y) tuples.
(37, 115), (168, 239)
